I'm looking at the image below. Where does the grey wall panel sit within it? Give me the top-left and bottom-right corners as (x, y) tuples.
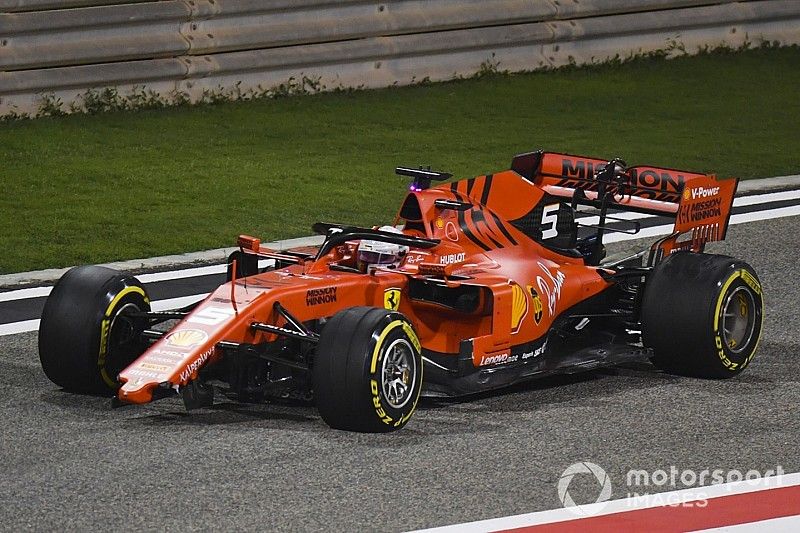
(0, 57), (186, 94)
(0, 0), (152, 12)
(2, 24), (189, 70)
(1, 0), (798, 116)
(0, 2), (190, 70)
(1, 2), (188, 34)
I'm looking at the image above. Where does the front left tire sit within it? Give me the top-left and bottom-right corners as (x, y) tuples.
(38, 265), (151, 395)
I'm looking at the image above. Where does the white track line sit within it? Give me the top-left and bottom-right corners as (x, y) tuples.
(1, 190), (796, 304)
(138, 263), (228, 283)
(137, 258), (275, 283)
(604, 204), (800, 244)
(410, 473), (800, 533)
(0, 196), (799, 336)
(734, 189), (800, 206)
(691, 515), (800, 532)
(0, 319), (41, 336)
(0, 294), (208, 336)
(0, 286), (51, 302)
(573, 189), (800, 226)
(0, 260), (272, 304)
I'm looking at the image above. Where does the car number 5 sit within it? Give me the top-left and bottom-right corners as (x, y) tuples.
(187, 306), (236, 326)
(541, 204), (559, 240)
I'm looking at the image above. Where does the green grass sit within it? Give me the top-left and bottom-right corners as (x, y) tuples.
(1, 46), (799, 274)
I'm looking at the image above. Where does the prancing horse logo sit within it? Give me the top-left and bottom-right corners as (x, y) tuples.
(384, 288), (401, 311)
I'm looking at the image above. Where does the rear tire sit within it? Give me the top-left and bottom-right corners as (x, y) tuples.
(313, 307), (423, 432)
(38, 266), (151, 395)
(641, 252), (763, 378)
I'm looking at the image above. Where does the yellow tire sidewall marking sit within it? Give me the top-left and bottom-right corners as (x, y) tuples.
(713, 269), (764, 372)
(98, 285), (148, 388)
(370, 320), (405, 374)
(713, 271), (741, 331)
(369, 318), (422, 426)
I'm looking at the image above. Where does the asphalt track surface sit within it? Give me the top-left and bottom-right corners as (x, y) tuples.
(1, 216), (798, 532)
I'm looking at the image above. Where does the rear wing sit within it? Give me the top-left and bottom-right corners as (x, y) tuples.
(511, 151), (738, 258)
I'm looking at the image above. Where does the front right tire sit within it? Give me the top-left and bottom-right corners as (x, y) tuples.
(313, 307), (423, 432)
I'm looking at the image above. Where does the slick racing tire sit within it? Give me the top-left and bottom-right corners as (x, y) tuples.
(38, 266), (151, 395)
(313, 307), (423, 432)
(641, 252), (763, 378)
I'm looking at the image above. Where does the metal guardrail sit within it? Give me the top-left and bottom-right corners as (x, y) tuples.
(1, 0), (799, 116)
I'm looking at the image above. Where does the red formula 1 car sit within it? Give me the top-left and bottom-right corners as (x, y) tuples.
(38, 151), (764, 432)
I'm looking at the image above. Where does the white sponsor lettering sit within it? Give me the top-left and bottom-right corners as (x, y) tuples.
(150, 349), (188, 360)
(691, 186), (720, 199)
(445, 221), (459, 242)
(479, 353), (518, 366)
(187, 306), (236, 326)
(144, 356), (183, 365)
(127, 368), (161, 380)
(536, 262), (566, 317)
(139, 362), (170, 372)
(439, 252), (466, 265)
(179, 348), (213, 382)
(522, 339), (548, 360)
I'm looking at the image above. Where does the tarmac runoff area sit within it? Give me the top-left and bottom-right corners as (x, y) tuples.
(0, 175), (797, 530)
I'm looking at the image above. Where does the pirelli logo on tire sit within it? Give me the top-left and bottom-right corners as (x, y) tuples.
(369, 319), (422, 427)
(369, 378), (393, 425)
(739, 269), (762, 296)
(713, 268), (763, 373)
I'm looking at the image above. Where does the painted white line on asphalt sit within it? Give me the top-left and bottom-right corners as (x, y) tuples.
(729, 205), (800, 224)
(604, 204), (800, 244)
(575, 210), (657, 226)
(1, 202), (799, 336)
(410, 473), (800, 533)
(691, 515), (800, 532)
(0, 294), (209, 336)
(0, 260), (272, 304)
(574, 189), (800, 227)
(0, 286), (51, 302)
(123, 259), (275, 284)
(0, 319), (40, 336)
(603, 223), (674, 243)
(138, 263), (228, 283)
(733, 189), (800, 206)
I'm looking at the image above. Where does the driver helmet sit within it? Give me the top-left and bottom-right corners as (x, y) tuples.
(357, 226), (409, 270)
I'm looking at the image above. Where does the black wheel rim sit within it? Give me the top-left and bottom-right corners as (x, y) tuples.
(721, 286), (757, 354)
(380, 338), (417, 409)
(106, 302), (145, 377)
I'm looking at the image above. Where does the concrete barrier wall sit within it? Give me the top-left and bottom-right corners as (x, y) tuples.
(1, 0), (799, 115)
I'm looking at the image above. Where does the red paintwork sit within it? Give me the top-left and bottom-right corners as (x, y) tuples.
(117, 152), (737, 404)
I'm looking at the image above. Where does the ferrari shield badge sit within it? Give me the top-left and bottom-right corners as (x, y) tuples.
(384, 288), (401, 311)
